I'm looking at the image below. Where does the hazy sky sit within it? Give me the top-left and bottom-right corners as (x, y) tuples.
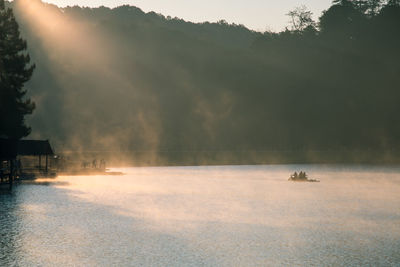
(41, 0), (333, 31)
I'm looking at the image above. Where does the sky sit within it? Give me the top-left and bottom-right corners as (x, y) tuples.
(41, 0), (333, 32)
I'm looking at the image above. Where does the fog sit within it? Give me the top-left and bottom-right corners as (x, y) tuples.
(3, 1), (400, 265)
(13, 0), (244, 165)
(8, 0), (400, 165)
(12, 165), (398, 266)
(15, 0), (162, 153)
(58, 166), (400, 230)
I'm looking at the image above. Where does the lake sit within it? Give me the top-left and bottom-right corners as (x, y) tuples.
(1, 165), (400, 266)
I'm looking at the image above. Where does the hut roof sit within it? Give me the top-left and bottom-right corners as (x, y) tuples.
(17, 140), (54, 156)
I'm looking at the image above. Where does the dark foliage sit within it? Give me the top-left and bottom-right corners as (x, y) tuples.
(0, 0), (35, 139)
(8, 0), (400, 163)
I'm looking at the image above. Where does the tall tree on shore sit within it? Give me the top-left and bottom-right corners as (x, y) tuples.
(286, 5), (317, 32)
(0, 0), (35, 139)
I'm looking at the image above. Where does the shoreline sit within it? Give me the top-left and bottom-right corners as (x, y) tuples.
(59, 149), (400, 168)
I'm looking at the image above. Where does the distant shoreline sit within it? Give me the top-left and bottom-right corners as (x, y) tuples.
(59, 150), (400, 168)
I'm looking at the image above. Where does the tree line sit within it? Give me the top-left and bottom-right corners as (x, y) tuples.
(1, 0), (400, 163)
(251, 0), (400, 150)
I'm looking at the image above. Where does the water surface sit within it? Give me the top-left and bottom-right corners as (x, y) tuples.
(1, 165), (400, 266)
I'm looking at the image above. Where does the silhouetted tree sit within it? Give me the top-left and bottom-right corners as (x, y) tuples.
(286, 6), (316, 32)
(0, 0), (35, 139)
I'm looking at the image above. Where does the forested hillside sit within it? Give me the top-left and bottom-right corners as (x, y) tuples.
(8, 0), (400, 164)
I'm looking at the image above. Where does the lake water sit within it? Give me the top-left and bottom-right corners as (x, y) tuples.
(1, 165), (400, 266)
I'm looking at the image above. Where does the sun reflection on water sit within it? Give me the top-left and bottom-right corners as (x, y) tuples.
(1, 165), (400, 266)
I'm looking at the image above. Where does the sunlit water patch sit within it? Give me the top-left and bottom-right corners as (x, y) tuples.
(1, 165), (400, 266)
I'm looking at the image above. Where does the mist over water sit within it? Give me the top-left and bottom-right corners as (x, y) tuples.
(2, 1), (400, 265)
(2, 0), (398, 166)
(1, 165), (400, 266)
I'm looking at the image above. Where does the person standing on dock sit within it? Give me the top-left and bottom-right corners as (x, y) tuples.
(92, 159), (97, 169)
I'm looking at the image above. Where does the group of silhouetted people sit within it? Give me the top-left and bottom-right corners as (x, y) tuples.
(290, 171), (308, 180)
(81, 159), (106, 170)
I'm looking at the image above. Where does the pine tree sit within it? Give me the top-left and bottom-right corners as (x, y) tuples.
(0, 0), (35, 139)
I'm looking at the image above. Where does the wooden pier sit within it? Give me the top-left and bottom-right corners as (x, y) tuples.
(1, 139), (56, 190)
(0, 139), (17, 190)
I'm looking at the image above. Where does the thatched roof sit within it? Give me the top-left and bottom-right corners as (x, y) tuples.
(17, 140), (54, 156)
(0, 139), (54, 159)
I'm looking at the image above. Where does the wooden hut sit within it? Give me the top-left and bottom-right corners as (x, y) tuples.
(1, 139), (56, 188)
(17, 140), (54, 173)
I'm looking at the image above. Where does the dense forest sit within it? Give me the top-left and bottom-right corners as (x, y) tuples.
(0, 0), (35, 140)
(4, 0), (400, 164)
